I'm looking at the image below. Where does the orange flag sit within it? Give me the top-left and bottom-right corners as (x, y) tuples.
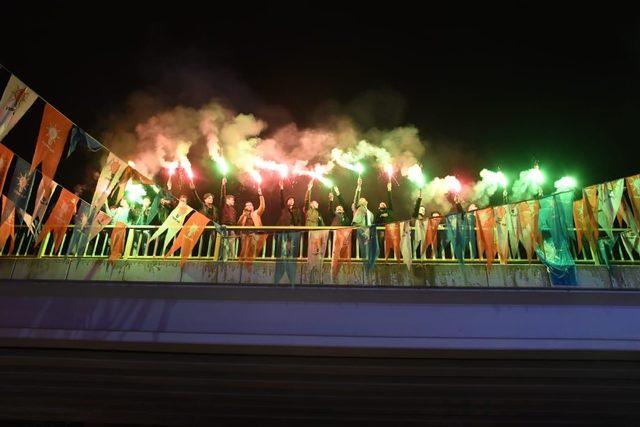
(0, 143), (14, 192)
(166, 211), (210, 267)
(494, 206), (509, 264)
(583, 186), (599, 252)
(573, 199), (585, 254)
(0, 196), (16, 254)
(239, 233), (268, 270)
(475, 208), (496, 267)
(35, 188), (78, 254)
(422, 216), (443, 257)
(384, 222), (401, 261)
(331, 228), (353, 279)
(517, 200), (540, 262)
(30, 104), (73, 179)
(108, 221), (127, 264)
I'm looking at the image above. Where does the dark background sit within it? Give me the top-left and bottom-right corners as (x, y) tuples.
(1, 3), (639, 219)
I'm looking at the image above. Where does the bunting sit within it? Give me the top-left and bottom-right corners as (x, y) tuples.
(400, 220), (413, 270)
(583, 185), (599, 257)
(31, 104), (72, 179)
(0, 75), (38, 142)
(148, 201), (193, 251)
(517, 200), (539, 262)
(66, 200), (92, 256)
(166, 211), (210, 267)
(331, 228), (352, 279)
(422, 216), (443, 257)
(87, 210), (113, 243)
(573, 199), (585, 254)
(307, 230), (329, 278)
(34, 188), (78, 253)
(91, 153), (128, 211)
(239, 232), (267, 269)
(536, 195), (577, 286)
(108, 221), (127, 264)
(626, 174), (640, 231)
(506, 204), (520, 258)
(0, 196), (15, 254)
(413, 218), (425, 257)
(67, 126), (103, 157)
(446, 213), (468, 263)
(275, 232), (302, 284)
(494, 205), (509, 264)
(384, 222), (401, 261)
(0, 144), (13, 192)
(596, 179), (624, 240)
(31, 176), (57, 226)
(7, 157), (35, 214)
(476, 208), (496, 266)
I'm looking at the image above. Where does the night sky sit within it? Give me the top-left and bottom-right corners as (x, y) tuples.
(1, 4), (639, 218)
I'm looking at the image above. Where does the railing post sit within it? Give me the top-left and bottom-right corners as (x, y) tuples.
(36, 232), (50, 258)
(123, 228), (135, 260)
(212, 228), (221, 260)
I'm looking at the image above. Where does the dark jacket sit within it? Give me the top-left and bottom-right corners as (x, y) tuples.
(374, 188), (394, 225)
(276, 188), (303, 226)
(328, 193), (351, 226)
(220, 182), (237, 226)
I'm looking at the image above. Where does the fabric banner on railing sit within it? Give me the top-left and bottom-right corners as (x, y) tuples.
(35, 188), (78, 253)
(626, 174), (640, 231)
(30, 104), (72, 179)
(166, 211), (210, 267)
(422, 216), (442, 257)
(67, 126), (103, 158)
(331, 228), (352, 279)
(384, 222), (401, 261)
(108, 221), (127, 264)
(149, 201), (192, 251)
(414, 218), (425, 256)
(0, 75), (38, 142)
(7, 157), (34, 214)
(66, 200), (92, 256)
(621, 229), (640, 256)
(308, 230), (329, 277)
(275, 231), (302, 284)
(0, 196), (15, 253)
(88, 210), (113, 243)
(506, 204), (519, 257)
(239, 232), (267, 270)
(400, 220), (413, 269)
(0, 143), (14, 192)
(91, 153), (127, 211)
(573, 199), (585, 254)
(31, 176), (57, 226)
(494, 206), (509, 264)
(583, 185), (599, 256)
(361, 225), (379, 272)
(517, 200), (539, 262)
(536, 195), (577, 286)
(476, 207), (496, 267)
(597, 179), (624, 240)
(446, 213), (468, 263)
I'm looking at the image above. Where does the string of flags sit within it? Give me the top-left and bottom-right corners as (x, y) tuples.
(0, 67), (639, 286)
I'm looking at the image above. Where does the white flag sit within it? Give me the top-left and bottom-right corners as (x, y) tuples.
(400, 220), (413, 270)
(149, 202), (193, 251)
(0, 75), (38, 142)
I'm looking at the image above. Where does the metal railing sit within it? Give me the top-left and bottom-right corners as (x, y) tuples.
(1, 223), (638, 265)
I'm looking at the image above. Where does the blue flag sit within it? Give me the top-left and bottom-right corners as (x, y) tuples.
(275, 231), (301, 284)
(67, 126), (103, 158)
(66, 200), (92, 256)
(364, 225), (379, 272)
(446, 213), (468, 263)
(536, 194), (577, 286)
(6, 157), (35, 213)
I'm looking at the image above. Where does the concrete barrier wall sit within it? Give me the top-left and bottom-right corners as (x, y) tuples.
(0, 257), (638, 288)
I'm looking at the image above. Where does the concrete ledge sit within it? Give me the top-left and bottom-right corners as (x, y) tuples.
(0, 258), (638, 289)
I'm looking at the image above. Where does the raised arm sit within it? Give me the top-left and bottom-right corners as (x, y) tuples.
(304, 181), (313, 213)
(386, 182), (393, 211)
(256, 187), (266, 216)
(279, 180), (285, 209)
(219, 177), (227, 210)
(412, 189), (423, 219)
(352, 178), (362, 212)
